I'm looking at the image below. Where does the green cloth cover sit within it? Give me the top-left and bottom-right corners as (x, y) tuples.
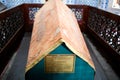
(25, 43), (95, 80)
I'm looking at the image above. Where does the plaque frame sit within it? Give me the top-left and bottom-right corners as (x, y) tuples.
(44, 54), (76, 73)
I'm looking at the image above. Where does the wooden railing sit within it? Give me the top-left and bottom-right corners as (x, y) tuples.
(87, 6), (120, 76)
(0, 5), (25, 75)
(87, 6), (120, 54)
(0, 3), (120, 77)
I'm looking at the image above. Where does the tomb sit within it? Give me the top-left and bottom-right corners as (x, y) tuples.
(25, 0), (95, 80)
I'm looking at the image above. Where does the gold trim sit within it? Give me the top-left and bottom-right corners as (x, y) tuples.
(26, 40), (63, 72)
(26, 40), (95, 72)
(63, 40), (95, 70)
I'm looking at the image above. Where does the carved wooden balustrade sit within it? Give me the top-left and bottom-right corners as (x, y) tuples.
(87, 6), (120, 77)
(0, 3), (120, 77)
(0, 5), (25, 75)
(87, 7), (120, 54)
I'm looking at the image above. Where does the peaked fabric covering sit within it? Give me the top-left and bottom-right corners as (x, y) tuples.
(26, 0), (95, 71)
(25, 43), (95, 80)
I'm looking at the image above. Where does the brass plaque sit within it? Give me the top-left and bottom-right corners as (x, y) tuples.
(45, 54), (75, 73)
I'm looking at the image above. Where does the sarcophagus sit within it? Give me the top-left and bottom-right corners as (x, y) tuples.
(25, 0), (95, 80)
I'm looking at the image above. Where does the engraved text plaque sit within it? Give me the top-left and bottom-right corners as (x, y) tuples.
(45, 54), (75, 73)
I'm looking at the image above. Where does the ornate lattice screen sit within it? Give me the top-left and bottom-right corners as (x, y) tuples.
(0, 0), (108, 9)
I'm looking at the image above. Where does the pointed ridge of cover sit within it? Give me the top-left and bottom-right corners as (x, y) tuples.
(26, 0), (95, 72)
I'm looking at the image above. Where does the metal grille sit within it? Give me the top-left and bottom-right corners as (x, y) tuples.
(71, 8), (83, 21)
(28, 7), (83, 21)
(88, 10), (120, 53)
(29, 7), (40, 21)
